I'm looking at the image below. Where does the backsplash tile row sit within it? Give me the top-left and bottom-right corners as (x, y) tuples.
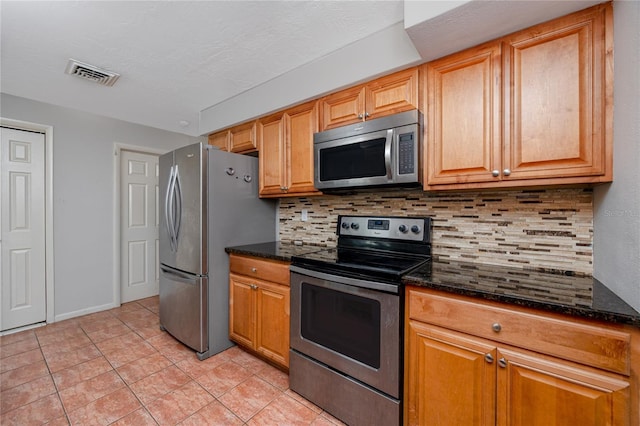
(278, 188), (594, 275)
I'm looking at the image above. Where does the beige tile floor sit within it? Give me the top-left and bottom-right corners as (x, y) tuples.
(0, 296), (345, 425)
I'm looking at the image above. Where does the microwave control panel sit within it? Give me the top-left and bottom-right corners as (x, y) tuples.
(398, 132), (415, 175)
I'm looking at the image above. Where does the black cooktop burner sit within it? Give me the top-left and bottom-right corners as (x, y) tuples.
(292, 215), (433, 285)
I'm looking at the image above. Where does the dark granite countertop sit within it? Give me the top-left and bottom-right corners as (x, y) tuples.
(404, 258), (640, 328)
(225, 242), (640, 328)
(225, 241), (324, 263)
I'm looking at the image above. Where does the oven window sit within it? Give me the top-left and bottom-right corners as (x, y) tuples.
(319, 138), (386, 181)
(300, 283), (381, 369)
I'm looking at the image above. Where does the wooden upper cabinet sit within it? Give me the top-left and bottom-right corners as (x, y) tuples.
(320, 67), (419, 131)
(259, 101), (321, 198)
(208, 121), (259, 154)
(208, 130), (229, 151)
(229, 121), (258, 153)
(424, 3), (612, 190)
(503, 4), (611, 182)
(425, 42), (502, 186)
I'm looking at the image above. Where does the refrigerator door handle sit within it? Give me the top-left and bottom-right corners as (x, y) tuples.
(160, 265), (199, 284)
(165, 165), (177, 251)
(173, 164), (183, 245)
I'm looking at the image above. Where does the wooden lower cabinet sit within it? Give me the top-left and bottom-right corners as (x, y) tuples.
(405, 287), (637, 426)
(228, 254), (290, 369)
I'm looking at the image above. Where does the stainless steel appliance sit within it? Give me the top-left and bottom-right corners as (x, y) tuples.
(313, 110), (421, 191)
(289, 215), (432, 426)
(159, 142), (276, 360)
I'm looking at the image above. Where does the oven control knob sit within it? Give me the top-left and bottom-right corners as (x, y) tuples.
(398, 224), (408, 233)
(411, 225), (421, 234)
(341, 222), (349, 229)
(350, 223), (359, 230)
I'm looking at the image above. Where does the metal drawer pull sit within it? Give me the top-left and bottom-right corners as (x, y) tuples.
(484, 353), (494, 364)
(250, 284), (258, 290)
(251, 267), (257, 273)
(492, 323), (502, 333)
(492, 170), (500, 177)
(498, 358), (507, 368)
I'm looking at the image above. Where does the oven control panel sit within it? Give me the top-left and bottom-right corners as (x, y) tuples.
(337, 215), (431, 242)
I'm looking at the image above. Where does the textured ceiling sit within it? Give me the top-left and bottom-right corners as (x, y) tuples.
(0, 1), (403, 136)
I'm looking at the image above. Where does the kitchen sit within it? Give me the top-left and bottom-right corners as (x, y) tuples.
(1, 1), (639, 425)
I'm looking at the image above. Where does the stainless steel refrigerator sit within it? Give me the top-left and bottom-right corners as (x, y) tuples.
(159, 142), (276, 360)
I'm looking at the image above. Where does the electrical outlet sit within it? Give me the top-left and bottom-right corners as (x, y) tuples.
(301, 209), (308, 222)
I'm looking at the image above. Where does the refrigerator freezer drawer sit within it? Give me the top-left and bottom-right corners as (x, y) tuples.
(159, 266), (208, 353)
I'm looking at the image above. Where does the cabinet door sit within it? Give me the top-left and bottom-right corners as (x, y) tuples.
(503, 5), (610, 181)
(229, 273), (255, 349)
(365, 67), (418, 121)
(286, 101), (321, 196)
(258, 113), (286, 196)
(229, 121), (258, 153)
(256, 280), (290, 368)
(320, 85), (366, 131)
(208, 130), (229, 151)
(497, 348), (630, 426)
(425, 43), (502, 187)
(406, 320), (497, 426)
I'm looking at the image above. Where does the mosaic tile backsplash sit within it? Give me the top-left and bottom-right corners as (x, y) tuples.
(278, 188), (594, 275)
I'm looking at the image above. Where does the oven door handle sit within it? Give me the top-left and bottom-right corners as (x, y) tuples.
(290, 265), (400, 294)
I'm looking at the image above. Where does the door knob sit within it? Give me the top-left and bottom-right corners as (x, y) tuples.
(503, 169), (511, 176)
(492, 170), (500, 177)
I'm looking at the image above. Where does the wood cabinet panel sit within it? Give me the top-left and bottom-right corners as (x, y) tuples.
(425, 43), (501, 185)
(504, 5), (609, 181)
(229, 121), (258, 153)
(497, 348), (630, 426)
(208, 131), (229, 151)
(423, 3), (612, 190)
(228, 254), (291, 369)
(256, 280), (290, 367)
(258, 101), (321, 198)
(406, 321), (496, 426)
(365, 67), (419, 121)
(405, 286), (637, 426)
(320, 68), (418, 131)
(229, 274), (255, 348)
(408, 289), (631, 375)
(258, 113), (286, 196)
(229, 253), (289, 285)
(320, 86), (365, 130)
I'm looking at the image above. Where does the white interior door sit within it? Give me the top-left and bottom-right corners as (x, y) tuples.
(120, 150), (160, 303)
(1, 127), (46, 332)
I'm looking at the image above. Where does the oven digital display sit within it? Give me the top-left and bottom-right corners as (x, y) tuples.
(368, 219), (389, 230)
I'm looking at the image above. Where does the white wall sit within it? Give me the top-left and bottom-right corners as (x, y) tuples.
(593, 0), (640, 312)
(1, 93), (202, 320)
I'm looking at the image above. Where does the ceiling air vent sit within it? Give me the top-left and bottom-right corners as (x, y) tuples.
(64, 59), (120, 86)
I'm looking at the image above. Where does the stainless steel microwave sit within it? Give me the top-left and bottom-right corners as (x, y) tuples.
(314, 110), (421, 191)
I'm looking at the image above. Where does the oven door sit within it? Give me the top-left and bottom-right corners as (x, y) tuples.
(290, 268), (401, 398)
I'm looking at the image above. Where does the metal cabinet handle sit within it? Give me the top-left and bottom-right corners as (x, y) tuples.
(251, 267), (257, 273)
(498, 358), (508, 368)
(492, 323), (502, 333)
(503, 169), (511, 176)
(358, 113), (364, 119)
(250, 284), (258, 290)
(365, 112), (370, 118)
(484, 353), (494, 364)
(492, 170), (500, 177)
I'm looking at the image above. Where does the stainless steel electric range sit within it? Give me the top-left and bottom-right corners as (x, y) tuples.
(289, 215), (432, 426)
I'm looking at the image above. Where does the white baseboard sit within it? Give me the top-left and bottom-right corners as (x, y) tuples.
(54, 302), (118, 323)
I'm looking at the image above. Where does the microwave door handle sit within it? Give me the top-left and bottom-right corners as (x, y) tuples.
(384, 129), (393, 179)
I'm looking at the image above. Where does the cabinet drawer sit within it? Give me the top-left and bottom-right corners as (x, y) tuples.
(229, 254), (290, 285)
(408, 288), (632, 375)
